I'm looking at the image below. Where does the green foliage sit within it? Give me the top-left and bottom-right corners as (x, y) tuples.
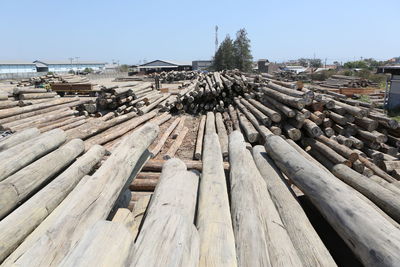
(47, 72), (54, 75)
(83, 67), (93, 73)
(358, 95), (371, 103)
(118, 64), (129, 72)
(212, 35), (235, 71)
(68, 69), (75, 74)
(309, 58), (322, 68)
(212, 28), (253, 72)
(344, 61), (368, 69)
(233, 29), (253, 72)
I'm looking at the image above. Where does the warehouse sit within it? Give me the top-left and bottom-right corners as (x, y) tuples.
(192, 60), (213, 71)
(0, 61), (37, 74)
(138, 60), (192, 73)
(33, 60), (106, 73)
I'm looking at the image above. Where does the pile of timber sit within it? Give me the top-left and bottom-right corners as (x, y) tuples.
(317, 74), (378, 89)
(148, 70), (198, 83)
(95, 81), (170, 116)
(0, 97), (90, 133)
(12, 87), (59, 106)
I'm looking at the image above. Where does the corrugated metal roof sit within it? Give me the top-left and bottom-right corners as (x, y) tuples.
(0, 61), (35, 65)
(34, 60), (106, 65)
(140, 60), (191, 67)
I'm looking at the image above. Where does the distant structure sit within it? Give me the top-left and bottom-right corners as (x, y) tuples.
(377, 66), (400, 111)
(257, 59), (279, 74)
(0, 61), (37, 74)
(192, 60), (213, 71)
(215, 25), (219, 53)
(33, 60), (106, 73)
(138, 60), (192, 73)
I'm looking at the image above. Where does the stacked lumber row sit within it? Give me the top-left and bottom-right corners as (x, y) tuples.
(0, 91), (19, 110)
(96, 82), (170, 116)
(12, 87), (59, 105)
(148, 70), (198, 83)
(0, 123), (159, 266)
(0, 97), (91, 133)
(317, 74), (378, 89)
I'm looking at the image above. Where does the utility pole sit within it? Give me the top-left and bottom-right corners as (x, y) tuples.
(215, 25), (219, 54)
(75, 57), (80, 72)
(325, 58), (327, 68)
(68, 57), (74, 72)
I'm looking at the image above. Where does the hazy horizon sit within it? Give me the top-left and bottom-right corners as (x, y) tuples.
(1, 0), (398, 65)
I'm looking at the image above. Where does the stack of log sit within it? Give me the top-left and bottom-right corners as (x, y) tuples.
(148, 70), (198, 83)
(0, 97), (90, 133)
(317, 74), (378, 89)
(95, 82), (170, 116)
(12, 87), (59, 106)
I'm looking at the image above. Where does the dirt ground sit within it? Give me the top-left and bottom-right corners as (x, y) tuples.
(149, 113), (201, 161)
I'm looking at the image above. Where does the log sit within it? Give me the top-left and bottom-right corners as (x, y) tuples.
(247, 98), (281, 122)
(171, 115), (186, 139)
(163, 127), (188, 159)
(3, 124), (158, 266)
(228, 104), (240, 130)
(19, 92), (58, 100)
(304, 138), (352, 167)
(0, 100), (18, 109)
(0, 97), (80, 119)
(0, 128), (40, 152)
(316, 135), (358, 162)
(215, 112), (229, 158)
(143, 158), (229, 172)
(358, 155), (397, 183)
(194, 115), (206, 160)
(303, 119), (322, 137)
(150, 117), (180, 157)
(0, 128), (66, 181)
(264, 134), (400, 267)
(39, 115), (85, 132)
(0, 145), (105, 262)
(132, 158), (200, 267)
(130, 178), (158, 191)
(260, 87), (305, 109)
(252, 145), (336, 267)
(331, 164), (400, 223)
(59, 221), (134, 267)
(0, 139), (84, 219)
(84, 111), (157, 151)
(197, 132), (237, 266)
(237, 109), (259, 142)
(131, 194), (152, 238)
(229, 131), (302, 266)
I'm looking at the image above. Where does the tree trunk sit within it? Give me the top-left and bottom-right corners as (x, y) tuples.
(0, 128), (40, 152)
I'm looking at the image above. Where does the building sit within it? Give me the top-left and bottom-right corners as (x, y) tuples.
(33, 60), (106, 73)
(377, 66), (400, 111)
(192, 60), (213, 71)
(0, 61), (37, 74)
(138, 60), (192, 73)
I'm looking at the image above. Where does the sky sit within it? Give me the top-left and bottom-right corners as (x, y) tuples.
(0, 0), (399, 64)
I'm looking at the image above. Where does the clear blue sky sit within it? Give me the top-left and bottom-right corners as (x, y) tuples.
(1, 0), (398, 64)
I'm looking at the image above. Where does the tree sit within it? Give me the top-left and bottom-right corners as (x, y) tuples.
(118, 64), (129, 72)
(233, 28), (253, 72)
(298, 58), (309, 67)
(309, 58), (322, 68)
(343, 61), (368, 69)
(212, 35), (235, 71)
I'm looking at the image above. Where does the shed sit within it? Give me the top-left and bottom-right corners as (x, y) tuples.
(138, 60), (192, 73)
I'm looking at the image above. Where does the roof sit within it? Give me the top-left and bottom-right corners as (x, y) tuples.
(139, 60), (191, 67)
(33, 60), (106, 65)
(0, 61), (35, 65)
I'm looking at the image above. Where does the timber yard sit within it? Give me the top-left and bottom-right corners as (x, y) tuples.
(1, 1), (400, 266)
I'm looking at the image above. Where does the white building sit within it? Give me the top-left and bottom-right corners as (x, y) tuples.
(34, 60), (106, 73)
(0, 61), (37, 74)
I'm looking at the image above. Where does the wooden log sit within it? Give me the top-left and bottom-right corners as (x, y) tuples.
(260, 87), (305, 109)
(84, 111), (157, 151)
(304, 138), (352, 167)
(229, 131), (302, 266)
(60, 118), (86, 131)
(239, 98), (271, 125)
(215, 112), (229, 158)
(0, 128), (66, 181)
(171, 115), (186, 139)
(331, 164), (400, 223)
(39, 116), (85, 132)
(163, 127), (188, 159)
(303, 119), (323, 137)
(132, 158), (199, 267)
(130, 178), (158, 191)
(19, 92), (58, 100)
(3, 124), (158, 266)
(150, 117), (180, 157)
(143, 159), (229, 172)
(228, 104), (240, 130)
(262, 95), (296, 117)
(264, 134), (400, 267)
(237, 109), (259, 142)
(283, 123), (302, 141)
(316, 135), (358, 162)
(197, 132), (237, 266)
(131, 195), (151, 238)
(0, 100), (18, 109)
(247, 98), (281, 122)
(252, 145), (336, 267)
(0, 128), (40, 152)
(358, 155), (397, 183)
(194, 115), (206, 160)
(59, 221), (134, 267)
(0, 139), (84, 219)
(0, 97), (79, 119)
(0, 145), (105, 262)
